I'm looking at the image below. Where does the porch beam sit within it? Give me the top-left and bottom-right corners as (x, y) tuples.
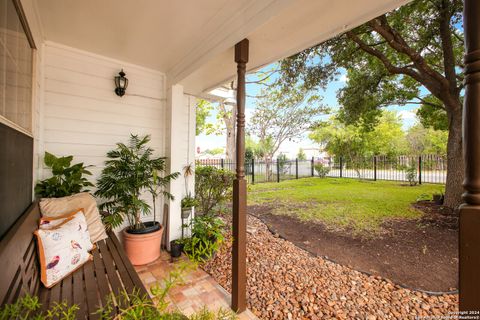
(232, 38), (249, 313)
(460, 0), (480, 311)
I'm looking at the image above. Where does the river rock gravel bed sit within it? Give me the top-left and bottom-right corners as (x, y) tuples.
(202, 215), (458, 320)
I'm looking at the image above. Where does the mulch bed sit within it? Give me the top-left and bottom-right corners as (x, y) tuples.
(202, 215), (458, 319)
(249, 201), (458, 292)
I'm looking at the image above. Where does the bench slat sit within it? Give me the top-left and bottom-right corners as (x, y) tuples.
(107, 230), (150, 298)
(49, 279), (61, 311)
(105, 237), (135, 294)
(73, 267), (87, 319)
(97, 241), (124, 299)
(38, 285), (49, 313)
(61, 273), (73, 307)
(91, 247), (111, 309)
(83, 260), (100, 320)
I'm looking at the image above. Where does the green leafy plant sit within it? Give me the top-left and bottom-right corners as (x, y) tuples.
(97, 261), (193, 319)
(405, 164), (418, 186)
(181, 194), (199, 209)
(183, 215), (225, 263)
(35, 152), (93, 198)
(314, 163), (330, 178)
(195, 166), (235, 215)
(0, 294), (78, 320)
(95, 134), (180, 231)
(189, 308), (236, 320)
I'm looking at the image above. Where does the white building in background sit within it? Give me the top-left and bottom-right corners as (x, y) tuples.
(277, 145), (329, 160)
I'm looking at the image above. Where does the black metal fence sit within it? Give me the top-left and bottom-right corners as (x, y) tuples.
(197, 154), (447, 185)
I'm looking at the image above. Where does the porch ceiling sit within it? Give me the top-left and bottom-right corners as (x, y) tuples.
(30, 0), (410, 96)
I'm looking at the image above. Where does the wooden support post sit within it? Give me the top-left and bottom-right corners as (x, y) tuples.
(232, 38), (248, 313)
(374, 156), (377, 181)
(295, 158), (299, 179)
(460, 0), (480, 311)
(221, 158), (225, 169)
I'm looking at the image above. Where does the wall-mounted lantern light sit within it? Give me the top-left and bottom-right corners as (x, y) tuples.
(114, 69), (128, 97)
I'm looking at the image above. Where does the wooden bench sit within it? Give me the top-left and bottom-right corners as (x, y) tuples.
(0, 202), (151, 319)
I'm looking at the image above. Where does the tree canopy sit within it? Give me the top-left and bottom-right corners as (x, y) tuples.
(195, 99), (213, 136)
(248, 85), (326, 161)
(275, 0), (464, 207)
(310, 111), (408, 160)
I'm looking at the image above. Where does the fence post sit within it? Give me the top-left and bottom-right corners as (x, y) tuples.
(221, 158), (224, 169)
(251, 158), (255, 185)
(295, 158), (299, 179)
(311, 157), (314, 176)
(340, 156), (343, 178)
(277, 158), (280, 183)
(374, 156), (377, 181)
(418, 156), (422, 185)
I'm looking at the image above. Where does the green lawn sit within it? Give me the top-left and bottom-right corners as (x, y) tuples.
(248, 177), (443, 235)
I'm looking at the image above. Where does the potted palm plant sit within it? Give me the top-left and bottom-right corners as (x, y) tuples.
(95, 134), (179, 265)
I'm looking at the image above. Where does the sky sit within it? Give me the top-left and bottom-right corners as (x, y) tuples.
(195, 65), (419, 157)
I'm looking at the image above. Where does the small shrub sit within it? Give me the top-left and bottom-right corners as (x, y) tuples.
(195, 166), (235, 215)
(0, 294), (78, 320)
(277, 153), (291, 174)
(35, 152), (94, 198)
(405, 165), (418, 186)
(181, 193), (199, 209)
(183, 215), (225, 263)
(314, 163), (330, 178)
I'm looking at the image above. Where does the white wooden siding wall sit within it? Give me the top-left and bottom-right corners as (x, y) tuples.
(38, 42), (167, 230)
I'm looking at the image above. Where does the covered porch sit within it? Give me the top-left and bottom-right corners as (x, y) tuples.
(1, 0), (480, 317)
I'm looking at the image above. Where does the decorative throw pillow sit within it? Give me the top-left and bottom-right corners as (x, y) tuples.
(34, 210), (94, 288)
(39, 209), (94, 251)
(39, 192), (107, 243)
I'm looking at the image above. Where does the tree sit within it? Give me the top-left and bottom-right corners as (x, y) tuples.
(217, 102), (236, 160)
(277, 0), (464, 207)
(196, 98), (237, 161)
(310, 110), (407, 160)
(406, 124), (448, 155)
(297, 148), (307, 160)
(203, 148), (224, 156)
(195, 99), (213, 136)
(249, 85), (326, 178)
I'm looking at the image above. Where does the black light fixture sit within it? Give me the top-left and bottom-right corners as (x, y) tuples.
(114, 69), (128, 97)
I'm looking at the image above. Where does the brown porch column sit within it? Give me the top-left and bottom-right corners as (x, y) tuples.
(460, 0), (480, 311)
(232, 38), (249, 313)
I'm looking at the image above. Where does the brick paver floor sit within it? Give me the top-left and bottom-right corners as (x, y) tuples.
(135, 251), (257, 319)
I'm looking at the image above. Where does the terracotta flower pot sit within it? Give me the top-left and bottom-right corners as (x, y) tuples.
(123, 224), (163, 265)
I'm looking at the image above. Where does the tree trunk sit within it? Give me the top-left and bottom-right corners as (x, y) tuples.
(443, 106), (464, 208)
(224, 104), (236, 161)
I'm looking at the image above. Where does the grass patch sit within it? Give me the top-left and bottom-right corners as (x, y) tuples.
(248, 177), (442, 235)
